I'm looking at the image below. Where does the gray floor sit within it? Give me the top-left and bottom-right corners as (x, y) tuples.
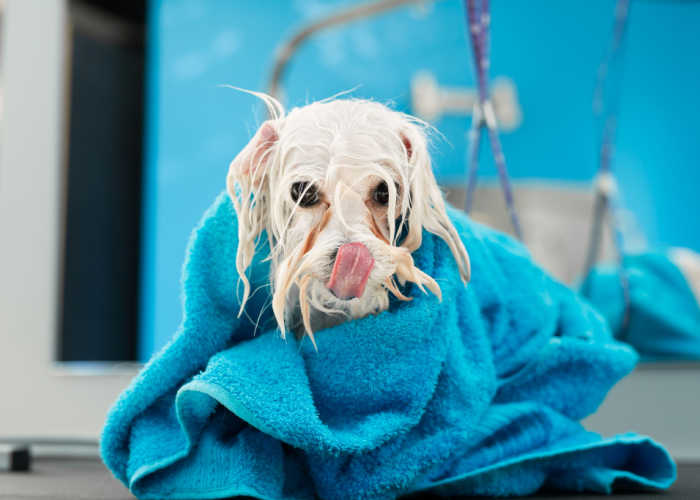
(0, 458), (133, 500)
(1, 458), (698, 499)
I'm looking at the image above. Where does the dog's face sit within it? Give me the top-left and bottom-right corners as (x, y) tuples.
(228, 96), (469, 346)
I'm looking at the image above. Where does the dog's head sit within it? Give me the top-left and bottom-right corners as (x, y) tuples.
(227, 93), (470, 346)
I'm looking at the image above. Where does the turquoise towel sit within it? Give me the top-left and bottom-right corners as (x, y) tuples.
(101, 193), (675, 499)
(582, 253), (700, 361)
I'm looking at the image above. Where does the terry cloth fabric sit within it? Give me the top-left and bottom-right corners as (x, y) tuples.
(101, 192), (675, 499)
(581, 253), (700, 361)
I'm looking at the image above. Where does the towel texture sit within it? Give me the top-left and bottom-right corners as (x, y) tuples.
(101, 193), (675, 499)
(582, 253), (700, 361)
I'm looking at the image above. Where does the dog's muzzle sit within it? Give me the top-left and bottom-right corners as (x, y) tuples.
(326, 242), (375, 299)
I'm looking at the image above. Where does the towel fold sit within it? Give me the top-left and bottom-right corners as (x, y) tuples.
(581, 252), (700, 361)
(101, 192), (675, 499)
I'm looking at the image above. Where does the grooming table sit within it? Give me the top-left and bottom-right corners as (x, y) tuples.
(1, 457), (697, 499)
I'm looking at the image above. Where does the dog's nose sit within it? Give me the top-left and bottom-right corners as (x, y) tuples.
(327, 242), (375, 299)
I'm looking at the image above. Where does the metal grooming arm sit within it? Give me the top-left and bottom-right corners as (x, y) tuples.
(267, 0), (441, 99)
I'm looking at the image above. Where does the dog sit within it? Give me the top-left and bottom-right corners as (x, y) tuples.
(227, 93), (470, 347)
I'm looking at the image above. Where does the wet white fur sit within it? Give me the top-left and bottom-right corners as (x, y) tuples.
(227, 92), (470, 346)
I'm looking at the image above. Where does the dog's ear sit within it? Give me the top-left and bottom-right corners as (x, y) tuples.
(227, 121), (279, 314)
(399, 125), (471, 283)
(227, 121), (278, 190)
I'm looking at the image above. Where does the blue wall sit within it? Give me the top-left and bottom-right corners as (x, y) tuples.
(140, 0), (700, 360)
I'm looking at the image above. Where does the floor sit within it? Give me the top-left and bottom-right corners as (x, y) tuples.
(0, 457), (132, 500)
(1, 458), (697, 500)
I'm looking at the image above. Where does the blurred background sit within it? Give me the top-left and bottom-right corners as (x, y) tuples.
(0, 0), (698, 459)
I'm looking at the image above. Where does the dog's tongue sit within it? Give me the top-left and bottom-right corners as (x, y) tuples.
(327, 242), (375, 299)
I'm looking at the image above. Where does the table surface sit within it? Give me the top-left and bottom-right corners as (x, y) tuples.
(1, 458), (698, 500)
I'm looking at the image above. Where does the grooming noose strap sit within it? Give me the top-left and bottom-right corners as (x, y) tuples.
(463, 0), (523, 241)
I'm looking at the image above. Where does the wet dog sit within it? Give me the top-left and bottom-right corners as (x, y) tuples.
(227, 94), (470, 347)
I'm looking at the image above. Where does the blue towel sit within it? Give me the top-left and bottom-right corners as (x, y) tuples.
(581, 253), (700, 361)
(101, 192), (675, 499)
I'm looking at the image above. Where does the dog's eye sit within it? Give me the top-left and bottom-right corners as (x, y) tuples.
(290, 181), (320, 207)
(373, 181), (390, 206)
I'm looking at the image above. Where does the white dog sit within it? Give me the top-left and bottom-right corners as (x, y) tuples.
(227, 93), (470, 347)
